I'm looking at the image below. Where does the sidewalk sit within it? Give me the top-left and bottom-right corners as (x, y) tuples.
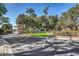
(55, 36), (79, 41)
(0, 37), (14, 56)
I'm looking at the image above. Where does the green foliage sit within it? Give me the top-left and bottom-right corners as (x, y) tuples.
(56, 5), (79, 31)
(1, 23), (12, 33)
(16, 13), (58, 34)
(16, 5), (79, 36)
(52, 30), (79, 36)
(0, 16), (9, 25)
(0, 4), (7, 16)
(31, 32), (49, 37)
(25, 27), (34, 33)
(26, 8), (35, 16)
(43, 6), (50, 16)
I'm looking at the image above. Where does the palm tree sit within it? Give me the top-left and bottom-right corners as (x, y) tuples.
(26, 8), (35, 16)
(43, 6), (50, 16)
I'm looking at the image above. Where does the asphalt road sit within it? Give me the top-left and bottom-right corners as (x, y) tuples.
(0, 35), (14, 56)
(1, 34), (79, 56)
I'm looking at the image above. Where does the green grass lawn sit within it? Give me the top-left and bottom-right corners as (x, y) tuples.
(31, 32), (49, 37)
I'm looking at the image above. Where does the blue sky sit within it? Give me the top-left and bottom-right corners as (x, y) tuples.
(4, 3), (76, 26)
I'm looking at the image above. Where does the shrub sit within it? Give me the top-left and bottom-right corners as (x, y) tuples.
(52, 29), (79, 36)
(25, 27), (34, 33)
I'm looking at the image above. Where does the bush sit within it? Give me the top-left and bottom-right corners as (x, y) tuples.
(1, 23), (13, 34)
(52, 29), (79, 36)
(25, 27), (34, 33)
(61, 29), (71, 36)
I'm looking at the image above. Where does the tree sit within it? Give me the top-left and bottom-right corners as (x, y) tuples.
(0, 4), (8, 34)
(0, 4), (7, 25)
(1, 23), (12, 33)
(49, 15), (58, 30)
(60, 5), (79, 30)
(16, 14), (26, 34)
(68, 5), (79, 30)
(0, 4), (7, 16)
(26, 8), (35, 16)
(0, 16), (9, 25)
(42, 6), (50, 31)
(0, 16), (13, 34)
(55, 17), (66, 30)
(43, 6), (50, 16)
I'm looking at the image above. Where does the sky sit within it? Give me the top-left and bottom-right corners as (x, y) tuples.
(4, 3), (77, 27)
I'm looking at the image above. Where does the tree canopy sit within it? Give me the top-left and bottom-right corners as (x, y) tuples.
(15, 4), (79, 34)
